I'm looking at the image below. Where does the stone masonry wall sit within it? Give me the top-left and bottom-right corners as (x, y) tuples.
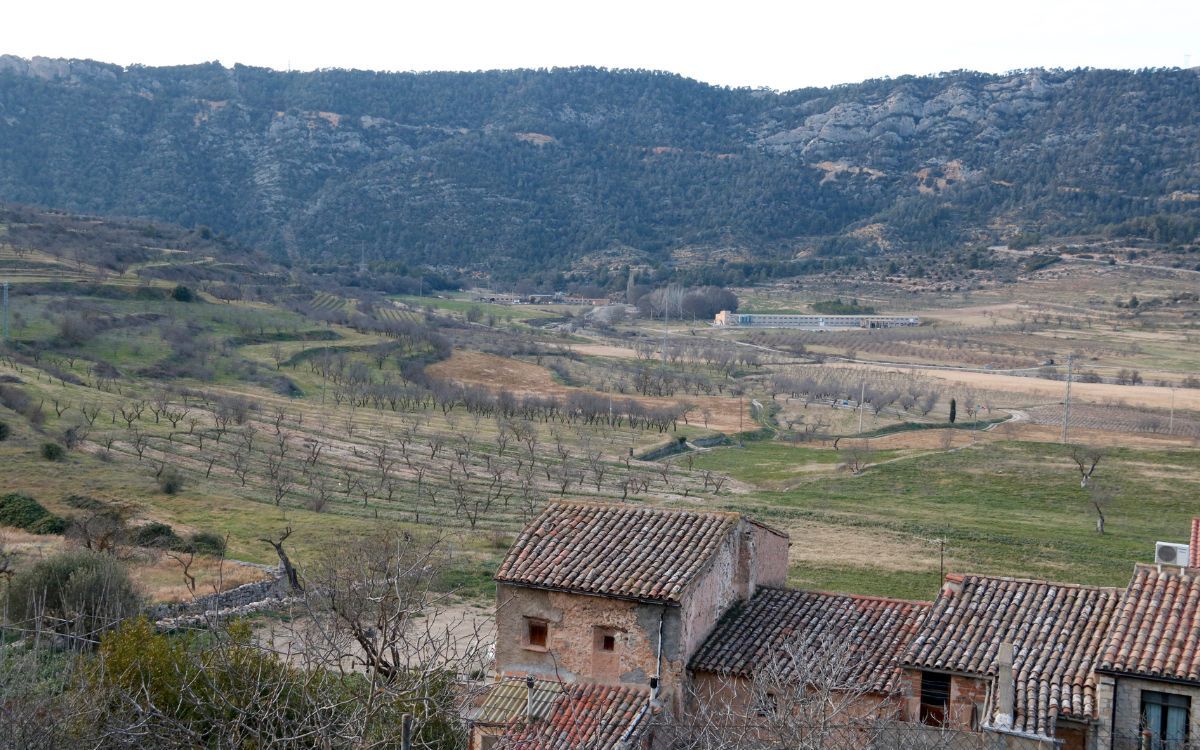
(494, 583), (682, 694)
(1095, 675), (1200, 750)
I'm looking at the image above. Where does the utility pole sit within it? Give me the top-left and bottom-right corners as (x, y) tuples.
(1, 280), (8, 345)
(858, 381), (865, 434)
(661, 291), (669, 371)
(1061, 354), (1074, 444)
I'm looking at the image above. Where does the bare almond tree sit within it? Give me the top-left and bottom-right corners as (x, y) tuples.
(1071, 446), (1103, 488)
(297, 528), (489, 683)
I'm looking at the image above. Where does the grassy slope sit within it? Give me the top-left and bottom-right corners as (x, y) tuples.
(696, 439), (1200, 600)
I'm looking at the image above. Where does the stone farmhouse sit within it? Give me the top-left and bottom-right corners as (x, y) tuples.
(469, 503), (1200, 750)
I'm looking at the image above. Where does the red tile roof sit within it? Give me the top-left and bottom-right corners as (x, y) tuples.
(470, 679), (564, 724)
(1189, 519), (1200, 569)
(903, 574), (1123, 737)
(495, 501), (753, 604)
(1100, 564), (1200, 685)
(495, 683), (651, 750)
(690, 587), (928, 694)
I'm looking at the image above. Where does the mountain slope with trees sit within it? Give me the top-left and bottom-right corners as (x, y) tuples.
(0, 57), (1197, 283)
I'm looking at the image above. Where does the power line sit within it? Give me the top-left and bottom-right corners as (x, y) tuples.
(1060, 353), (1074, 444)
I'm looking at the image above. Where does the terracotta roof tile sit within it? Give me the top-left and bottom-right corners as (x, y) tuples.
(690, 587), (928, 694)
(496, 683), (650, 749)
(470, 679), (564, 724)
(903, 574), (1122, 737)
(1189, 519), (1200, 569)
(1100, 564), (1200, 684)
(495, 501), (747, 604)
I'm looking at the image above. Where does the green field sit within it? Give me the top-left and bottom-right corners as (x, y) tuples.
(698, 439), (1200, 599)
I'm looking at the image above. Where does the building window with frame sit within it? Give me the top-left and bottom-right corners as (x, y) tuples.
(592, 626), (620, 653)
(526, 618), (548, 650)
(1142, 690), (1189, 749)
(919, 672), (950, 727)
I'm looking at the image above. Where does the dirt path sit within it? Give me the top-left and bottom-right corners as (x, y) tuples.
(828, 362), (1200, 412)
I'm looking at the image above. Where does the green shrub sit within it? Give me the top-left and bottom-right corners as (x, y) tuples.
(132, 522), (183, 550)
(0, 420), (10, 441)
(87, 618), (457, 746)
(65, 494), (106, 511)
(187, 532), (227, 556)
(28, 514), (68, 535)
(6, 550), (141, 639)
(157, 469), (185, 495)
(171, 284), (195, 302)
(0, 493), (51, 529)
(41, 442), (66, 461)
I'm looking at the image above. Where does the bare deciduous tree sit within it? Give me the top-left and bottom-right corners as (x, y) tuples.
(1071, 446), (1103, 488)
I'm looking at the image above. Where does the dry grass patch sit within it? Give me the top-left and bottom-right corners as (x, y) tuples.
(130, 556), (269, 604)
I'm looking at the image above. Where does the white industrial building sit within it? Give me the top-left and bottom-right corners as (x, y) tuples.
(713, 310), (920, 329)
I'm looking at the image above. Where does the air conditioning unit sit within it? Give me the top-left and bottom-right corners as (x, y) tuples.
(1155, 542), (1190, 566)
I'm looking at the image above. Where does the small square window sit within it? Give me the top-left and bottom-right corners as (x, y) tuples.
(527, 619), (548, 648)
(754, 691), (778, 718)
(602, 634), (616, 651)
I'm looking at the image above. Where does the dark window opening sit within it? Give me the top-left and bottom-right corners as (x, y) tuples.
(1142, 690), (1190, 749)
(919, 672), (950, 727)
(527, 619), (548, 648)
(754, 691), (778, 718)
(601, 634), (616, 651)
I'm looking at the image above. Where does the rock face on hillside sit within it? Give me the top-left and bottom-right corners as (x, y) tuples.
(0, 58), (1197, 277)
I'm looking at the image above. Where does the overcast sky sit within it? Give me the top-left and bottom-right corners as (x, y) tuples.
(6, 0), (1198, 90)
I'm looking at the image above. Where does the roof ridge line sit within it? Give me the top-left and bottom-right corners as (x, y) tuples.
(758, 585), (930, 607)
(547, 498), (742, 519)
(946, 571), (1123, 591)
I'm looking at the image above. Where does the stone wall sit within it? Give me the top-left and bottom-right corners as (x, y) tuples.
(493, 583), (680, 694)
(152, 573), (291, 631)
(679, 519), (789, 666)
(1095, 674), (1200, 750)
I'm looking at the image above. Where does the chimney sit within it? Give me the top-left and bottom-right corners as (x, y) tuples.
(1190, 518), (1200, 568)
(525, 676), (536, 721)
(993, 643), (1015, 730)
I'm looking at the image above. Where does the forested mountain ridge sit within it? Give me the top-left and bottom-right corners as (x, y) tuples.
(1, 56), (1197, 283)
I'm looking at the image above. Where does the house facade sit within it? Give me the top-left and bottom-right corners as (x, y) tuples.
(491, 501), (789, 700)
